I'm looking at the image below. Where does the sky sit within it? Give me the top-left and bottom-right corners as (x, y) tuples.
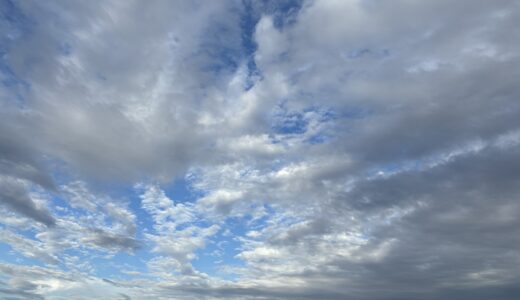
(1, 0), (520, 299)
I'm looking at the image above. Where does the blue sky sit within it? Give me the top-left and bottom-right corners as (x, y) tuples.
(1, 0), (520, 299)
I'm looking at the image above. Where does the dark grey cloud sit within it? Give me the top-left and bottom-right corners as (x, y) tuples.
(0, 289), (44, 300)
(83, 228), (141, 253)
(0, 176), (55, 226)
(240, 141), (520, 300)
(118, 293), (132, 300)
(0, 122), (55, 191)
(0, 280), (44, 300)
(171, 285), (349, 300)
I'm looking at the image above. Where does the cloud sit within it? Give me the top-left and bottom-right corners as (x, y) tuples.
(1, 0), (244, 182)
(139, 184), (220, 275)
(0, 176), (55, 226)
(0, 229), (59, 264)
(0, 0), (520, 299)
(0, 121), (56, 191)
(80, 228), (141, 253)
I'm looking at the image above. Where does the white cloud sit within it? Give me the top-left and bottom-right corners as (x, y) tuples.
(139, 184), (220, 275)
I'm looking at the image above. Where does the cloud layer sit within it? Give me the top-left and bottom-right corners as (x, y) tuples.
(1, 0), (520, 299)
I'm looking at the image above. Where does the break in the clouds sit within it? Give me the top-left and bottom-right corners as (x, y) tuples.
(1, 0), (520, 299)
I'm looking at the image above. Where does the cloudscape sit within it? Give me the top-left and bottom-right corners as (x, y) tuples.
(1, 0), (520, 299)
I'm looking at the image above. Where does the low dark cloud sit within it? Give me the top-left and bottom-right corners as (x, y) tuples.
(0, 176), (55, 226)
(83, 228), (141, 253)
(0, 281), (44, 300)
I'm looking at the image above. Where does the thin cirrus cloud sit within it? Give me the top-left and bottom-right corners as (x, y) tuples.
(1, 0), (520, 299)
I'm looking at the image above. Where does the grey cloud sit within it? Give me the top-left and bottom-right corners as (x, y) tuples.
(0, 176), (55, 226)
(82, 228), (141, 253)
(250, 142), (520, 300)
(171, 285), (349, 300)
(0, 287), (44, 300)
(8, 278), (39, 292)
(185, 1), (520, 299)
(118, 293), (132, 300)
(250, 0), (520, 165)
(0, 119), (56, 190)
(0, 0), (244, 182)
(0, 229), (59, 264)
(102, 278), (121, 287)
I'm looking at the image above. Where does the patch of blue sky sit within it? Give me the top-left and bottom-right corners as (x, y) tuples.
(38, 155), (75, 186)
(245, 0), (304, 87)
(305, 106), (368, 142)
(197, 4), (245, 80)
(184, 169), (211, 197)
(194, 248), (243, 281)
(161, 178), (212, 229)
(68, 247), (134, 277)
(66, 183), (151, 236)
(244, 203), (275, 230)
(0, 0), (32, 104)
(52, 192), (95, 219)
(163, 177), (201, 204)
(49, 191), (72, 212)
(192, 203), (274, 278)
(197, 0), (305, 90)
(0, 59), (26, 88)
(14, 226), (40, 243)
(240, 0), (261, 89)
(253, 0), (304, 30)
(0, 242), (18, 263)
(90, 251), (149, 280)
(0, 241), (47, 267)
(303, 105), (337, 120)
(129, 193), (156, 237)
(48, 181), (150, 242)
(273, 110), (308, 135)
(89, 256), (126, 279)
(198, 43), (242, 78)
(264, 203), (304, 229)
(171, 215), (208, 232)
(192, 221), (247, 279)
(59, 249), (90, 270)
(305, 133), (330, 145)
(0, 0), (33, 38)
(271, 103), (307, 135)
(0, 54), (30, 105)
(272, 104), (339, 146)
